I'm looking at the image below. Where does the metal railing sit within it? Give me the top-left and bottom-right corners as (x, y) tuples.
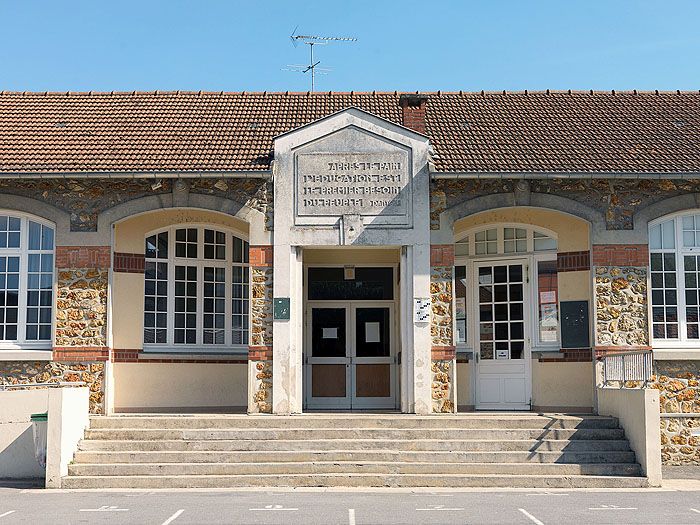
(601, 350), (653, 387)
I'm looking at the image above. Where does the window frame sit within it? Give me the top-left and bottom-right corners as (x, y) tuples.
(0, 212), (55, 353)
(453, 223), (560, 352)
(143, 223), (250, 354)
(649, 210), (700, 348)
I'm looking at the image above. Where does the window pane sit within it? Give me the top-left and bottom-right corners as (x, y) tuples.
(203, 265), (226, 344)
(0, 256), (20, 341)
(455, 265), (467, 344)
(537, 260), (559, 344)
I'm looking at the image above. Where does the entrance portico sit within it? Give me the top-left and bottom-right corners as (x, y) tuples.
(270, 107), (434, 414)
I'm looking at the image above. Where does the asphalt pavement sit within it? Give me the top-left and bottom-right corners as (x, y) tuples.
(1, 484), (700, 524)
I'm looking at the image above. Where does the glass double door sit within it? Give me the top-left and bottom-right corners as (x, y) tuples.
(305, 303), (396, 410)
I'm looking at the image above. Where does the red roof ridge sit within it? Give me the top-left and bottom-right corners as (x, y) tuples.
(1, 89), (700, 97)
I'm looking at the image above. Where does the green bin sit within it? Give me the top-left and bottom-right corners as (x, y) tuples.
(30, 412), (48, 468)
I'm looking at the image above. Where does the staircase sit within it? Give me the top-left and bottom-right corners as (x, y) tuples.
(63, 414), (649, 488)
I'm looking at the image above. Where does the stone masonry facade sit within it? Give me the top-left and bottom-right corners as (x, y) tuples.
(430, 178), (700, 231)
(55, 268), (109, 348)
(593, 266), (649, 348)
(652, 361), (700, 465)
(430, 245), (456, 413)
(249, 246), (273, 414)
(0, 361), (106, 414)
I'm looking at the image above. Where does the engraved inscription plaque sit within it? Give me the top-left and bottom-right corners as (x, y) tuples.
(296, 152), (410, 222)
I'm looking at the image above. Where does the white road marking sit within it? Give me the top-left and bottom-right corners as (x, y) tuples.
(691, 508), (700, 514)
(588, 505), (637, 510)
(416, 504), (465, 511)
(348, 508), (356, 525)
(249, 504), (299, 511)
(518, 508), (545, 525)
(161, 509), (184, 525)
(527, 492), (569, 496)
(0, 511), (16, 519)
(79, 506), (129, 512)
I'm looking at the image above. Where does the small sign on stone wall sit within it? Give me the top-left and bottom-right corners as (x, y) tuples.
(414, 298), (430, 323)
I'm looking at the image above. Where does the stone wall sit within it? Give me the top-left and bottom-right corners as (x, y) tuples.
(431, 360), (454, 413)
(430, 266), (453, 347)
(0, 177), (271, 231)
(430, 178), (700, 231)
(250, 361), (273, 414)
(0, 361), (105, 414)
(250, 267), (273, 347)
(594, 266), (648, 347)
(652, 360), (700, 465)
(55, 268), (108, 347)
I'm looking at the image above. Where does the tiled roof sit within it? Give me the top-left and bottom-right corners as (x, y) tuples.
(0, 91), (699, 174)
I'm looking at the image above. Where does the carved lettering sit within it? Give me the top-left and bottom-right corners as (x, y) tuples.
(296, 152), (409, 219)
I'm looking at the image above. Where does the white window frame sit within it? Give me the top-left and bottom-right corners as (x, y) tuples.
(649, 210), (700, 349)
(143, 223), (250, 354)
(0, 212), (55, 354)
(453, 224), (560, 352)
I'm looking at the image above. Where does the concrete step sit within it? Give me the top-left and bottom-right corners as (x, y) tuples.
(77, 437), (631, 453)
(72, 449), (637, 464)
(61, 473), (649, 489)
(67, 461), (642, 477)
(82, 427), (626, 441)
(89, 415), (619, 430)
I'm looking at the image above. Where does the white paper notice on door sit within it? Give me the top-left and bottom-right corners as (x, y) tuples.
(365, 322), (381, 343)
(322, 327), (338, 339)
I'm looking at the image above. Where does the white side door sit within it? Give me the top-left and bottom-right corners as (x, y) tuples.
(474, 260), (531, 410)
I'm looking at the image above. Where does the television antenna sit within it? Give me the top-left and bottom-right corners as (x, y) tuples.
(285, 27), (357, 91)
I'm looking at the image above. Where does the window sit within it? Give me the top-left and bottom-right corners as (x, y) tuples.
(649, 213), (700, 342)
(536, 259), (559, 345)
(458, 227), (557, 257)
(144, 226), (249, 349)
(454, 224), (559, 349)
(0, 213), (54, 348)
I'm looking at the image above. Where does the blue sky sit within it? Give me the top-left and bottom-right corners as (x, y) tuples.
(1, 0), (698, 92)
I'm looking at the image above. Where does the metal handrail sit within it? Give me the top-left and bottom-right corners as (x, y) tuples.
(601, 350), (653, 387)
(0, 382), (87, 391)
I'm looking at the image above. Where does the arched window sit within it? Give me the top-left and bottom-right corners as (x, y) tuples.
(455, 226), (557, 257)
(454, 225), (559, 349)
(0, 212), (54, 348)
(649, 212), (700, 343)
(143, 225), (249, 350)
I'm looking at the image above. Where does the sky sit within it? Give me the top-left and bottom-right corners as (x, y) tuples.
(0, 0), (699, 93)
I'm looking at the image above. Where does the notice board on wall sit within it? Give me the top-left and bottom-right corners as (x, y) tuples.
(560, 300), (590, 349)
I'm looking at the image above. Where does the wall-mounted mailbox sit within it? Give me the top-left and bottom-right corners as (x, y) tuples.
(273, 297), (290, 321)
(560, 300), (590, 349)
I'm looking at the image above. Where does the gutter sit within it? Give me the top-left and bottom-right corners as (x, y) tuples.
(0, 170), (272, 179)
(430, 171), (700, 181)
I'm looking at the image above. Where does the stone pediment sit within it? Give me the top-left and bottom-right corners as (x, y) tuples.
(273, 108), (430, 236)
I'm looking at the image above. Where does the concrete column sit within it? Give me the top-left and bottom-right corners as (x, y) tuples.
(272, 245), (303, 414)
(412, 243), (432, 415)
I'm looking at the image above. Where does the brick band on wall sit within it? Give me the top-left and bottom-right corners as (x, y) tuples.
(249, 346), (273, 361)
(249, 245), (273, 267)
(592, 244), (649, 267)
(538, 348), (592, 363)
(430, 244), (455, 266)
(53, 346), (109, 362)
(557, 250), (590, 272)
(55, 246), (111, 268)
(431, 346), (456, 360)
(113, 252), (145, 273)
